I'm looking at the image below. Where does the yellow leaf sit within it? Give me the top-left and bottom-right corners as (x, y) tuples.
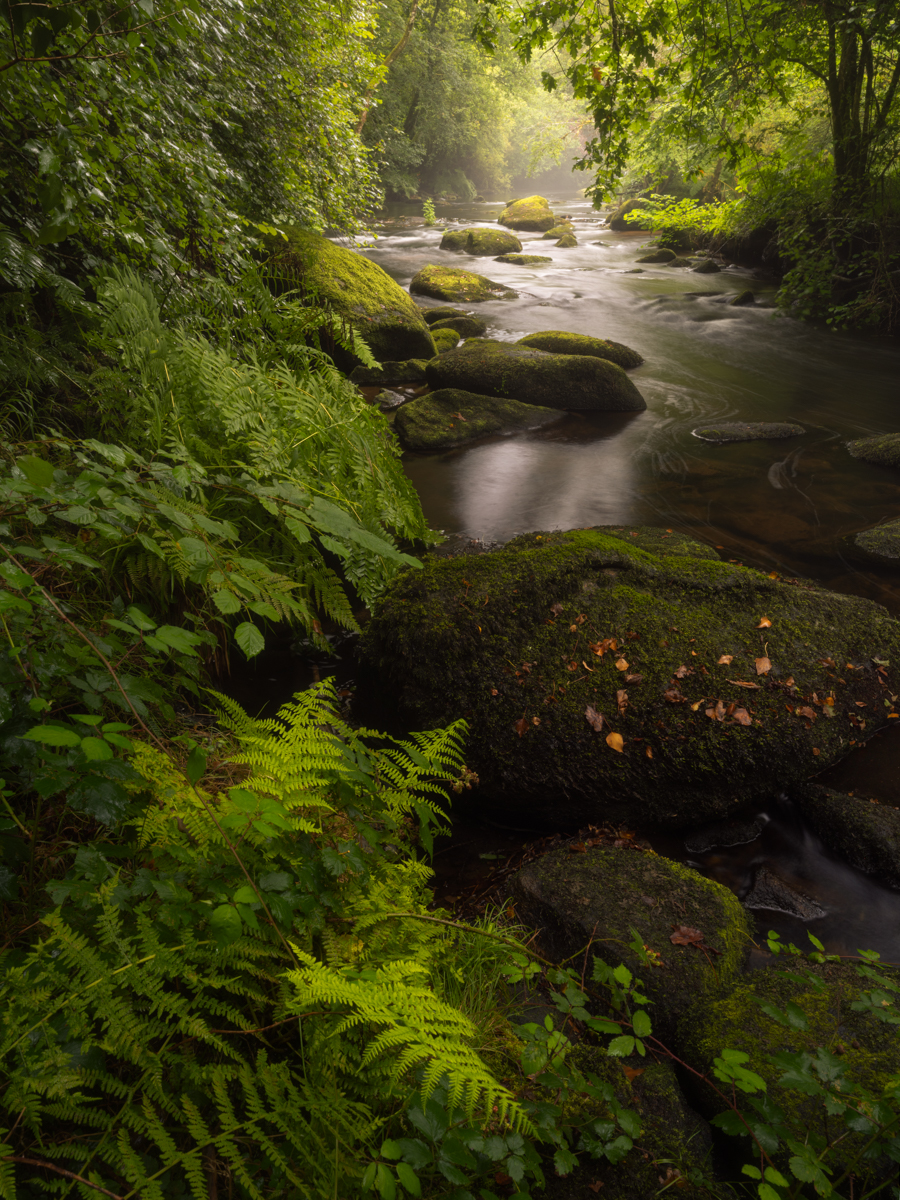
(717, 654), (733, 665)
(755, 656), (771, 675)
(615, 657), (629, 671)
(606, 732), (624, 752)
(757, 617), (772, 628)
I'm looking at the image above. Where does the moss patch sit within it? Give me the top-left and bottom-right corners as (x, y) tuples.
(429, 315), (487, 338)
(410, 264), (518, 302)
(422, 306), (471, 325)
(637, 248), (676, 263)
(360, 525), (900, 829)
(466, 229), (522, 255)
(794, 783), (900, 887)
(349, 359), (429, 386)
(517, 332), (644, 370)
(439, 229), (471, 251)
(848, 433), (900, 470)
(425, 342), (646, 412)
(556, 233), (578, 247)
(668, 256), (693, 267)
(494, 254), (552, 265)
(393, 388), (561, 451)
(431, 328), (461, 352)
(857, 518), (900, 559)
(692, 422), (805, 444)
(693, 259), (721, 274)
(498, 195), (557, 232)
(279, 230), (436, 364)
(541, 223), (575, 240)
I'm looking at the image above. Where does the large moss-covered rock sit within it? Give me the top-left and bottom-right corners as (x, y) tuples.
(498, 195), (557, 232)
(422, 306), (471, 325)
(517, 332), (644, 370)
(431, 327), (460, 353)
(794, 784), (900, 887)
(693, 258), (721, 274)
(439, 228), (471, 251)
(429, 315), (487, 338)
(513, 845), (750, 1044)
(466, 229), (522, 255)
(541, 223), (575, 240)
(349, 359), (428, 386)
(637, 248), (676, 263)
(424, 343), (646, 412)
(394, 388), (561, 451)
(361, 526), (900, 829)
(555, 233), (578, 247)
(857, 519), (900, 559)
(410, 264), (518, 303)
(848, 432), (900, 470)
(494, 254), (552, 265)
(279, 231), (435, 365)
(608, 199), (652, 231)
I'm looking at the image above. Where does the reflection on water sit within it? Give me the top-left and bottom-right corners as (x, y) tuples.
(362, 191), (900, 613)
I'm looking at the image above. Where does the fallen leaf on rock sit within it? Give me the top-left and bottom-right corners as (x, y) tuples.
(615, 657), (629, 671)
(606, 731), (624, 752)
(728, 679), (761, 689)
(674, 664), (691, 678)
(622, 1065), (644, 1082)
(717, 654), (733, 665)
(514, 717), (528, 736)
(670, 925), (706, 947)
(490, 688), (498, 696)
(757, 617), (772, 628)
(588, 1183), (603, 1194)
(567, 661), (578, 671)
(732, 707), (752, 725)
(585, 705), (605, 732)
(532, 716), (541, 726)
(795, 705), (817, 720)
(706, 700), (726, 721)
(569, 624), (578, 632)
(582, 660), (595, 672)
(625, 673), (644, 684)
(617, 689), (628, 715)
(690, 699), (705, 711)
(645, 745), (653, 758)
(855, 701), (868, 707)
(575, 613), (586, 625)
(663, 686), (686, 703)
(755, 656), (772, 675)
(550, 602), (564, 615)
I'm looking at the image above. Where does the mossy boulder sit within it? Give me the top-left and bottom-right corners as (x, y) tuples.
(730, 290), (755, 306)
(422, 306), (471, 325)
(431, 327), (461, 353)
(349, 359), (429, 386)
(637, 248), (676, 263)
(608, 199), (652, 231)
(466, 229), (522, 255)
(361, 526), (900, 829)
(693, 258), (721, 274)
(692, 422), (805, 444)
(393, 388), (561, 451)
(439, 228), (471, 251)
(498, 195), (557, 232)
(541, 223), (575, 240)
(848, 433), (900, 470)
(794, 783), (900, 888)
(512, 845), (750, 1045)
(555, 233), (578, 248)
(410, 264), (518, 303)
(517, 332), (644, 370)
(667, 256), (693, 267)
(278, 230), (435, 365)
(424, 343), (646, 412)
(494, 254), (553, 265)
(856, 519), (900, 559)
(429, 315), (487, 338)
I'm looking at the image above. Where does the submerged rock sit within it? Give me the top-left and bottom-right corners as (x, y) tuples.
(349, 359), (429, 386)
(517, 331), (644, 370)
(424, 342), (647, 412)
(277, 230), (435, 365)
(410, 264), (518, 303)
(856, 519), (900, 559)
(742, 865), (827, 919)
(512, 845), (750, 1044)
(428, 315), (487, 339)
(608, 199), (652, 231)
(361, 525), (900, 829)
(430, 327), (461, 353)
(692, 258), (721, 274)
(848, 432), (900, 470)
(393, 388), (561, 451)
(692, 421), (805, 443)
(498, 195), (557, 232)
(730, 289), (755, 306)
(637, 248), (676, 263)
(493, 253), (552, 265)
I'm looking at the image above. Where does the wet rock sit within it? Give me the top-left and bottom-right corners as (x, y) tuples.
(637, 248), (676, 263)
(794, 784), (900, 887)
(608, 198), (653, 231)
(497, 194), (557, 232)
(856, 519), (900, 559)
(493, 253), (552, 265)
(361, 525), (900, 830)
(276, 230), (435, 366)
(730, 289), (755, 306)
(667, 256), (693, 267)
(439, 228), (471, 251)
(424, 342), (647, 412)
(511, 845), (750, 1044)
(349, 359), (429, 386)
(428, 315), (487, 338)
(692, 421), (805, 444)
(743, 865), (827, 919)
(421, 306), (471, 325)
(555, 232), (578, 247)
(410, 264), (518, 303)
(848, 432), (900, 470)
(684, 815), (768, 854)
(465, 228), (523, 256)
(393, 388), (562, 451)
(540, 223), (575, 240)
(431, 327), (461, 353)
(373, 388), (407, 411)
(622, 268), (644, 274)
(692, 258), (721, 274)
(516, 331), (644, 370)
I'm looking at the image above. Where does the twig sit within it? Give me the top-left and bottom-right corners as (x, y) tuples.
(3, 1156), (123, 1199)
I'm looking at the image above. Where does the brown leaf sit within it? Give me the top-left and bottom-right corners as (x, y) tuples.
(585, 705), (605, 732)
(569, 624), (578, 632)
(854, 701), (867, 708)
(625, 673), (644, 684)
(532, 716), (541, 726)
(755, 656), (772, 675)
(757, 617), (772, 628)
(705, 700), (726, 722)
(674, 664), (692, 678)
(617, 689), (628, 715)
(670, 924), (706, 947)
(582, 660), (595, 672)
(615, 657), (629, 671)
(663, 686), (686, 703)
(606, 731), (624, 752)
(550, 602), (564, 615)
(728, 679), (761, 689)
(732, 707), (752, 726)
(514, 717), (528, 737)
(717, 654), (734, 665)
(490, 688), (498, 696)
(622, 1065), (644, 1082)
(588, 1183), (603, 1194)
(566, 661), (578, 672)
(645, 745), (653, 759)
(795, 705), (817, 720)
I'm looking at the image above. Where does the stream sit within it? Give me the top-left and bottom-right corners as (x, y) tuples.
(236, 190), (900, 961)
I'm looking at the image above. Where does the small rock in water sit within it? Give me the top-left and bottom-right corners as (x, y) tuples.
(693, 258), (721, 274)
(856, 519), (900, 560)
(692, 421), (805, 444)
(393, 388), (561, 451)
(410, 263), (518, 302)
(684, 815), (769, 854)
(493, 253), (552, 265)
(637, 248), (677, 263)
(555, 232), (578, 247)
(374, 389), (407, 411)
(731, 289), (756, 306)
(743, 865), (827, 920)
(421, 305), (471, 325)
(847, 432), (900, 470)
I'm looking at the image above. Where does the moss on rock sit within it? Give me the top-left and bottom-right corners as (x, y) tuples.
(349, 359), (429, 386)
(857, 518), (900, 559)
(278, 230), (436, 365)
(848, 433), (900, 470)
(794, 783), (900, 887)
(466, 229), (522, 255)
(730, 290), (755, 306)
(637, 248), (677, 263)
(608, 199), (652, 231)
(431, 327), (461, 352)
(513, 845), (750, 1045)
(556, 233), (578, 247)
(692, 422), (805, 444)
(393, 388), (561, 451)
(494, 253), (553, 265)
(667, 256), (693, 267)
(424, 342), (646, 412)
(429, 315), (487, 338)
(422, 306), (471, 325)
(693, 258), (721, 274)
(360, 526), (900, 829)
(498, 195), (557, 232)
(439, 228), (471, 251)
(410, 264), (518, 302)
(517, 332), (644, 370)
(541, 223), (575, 240)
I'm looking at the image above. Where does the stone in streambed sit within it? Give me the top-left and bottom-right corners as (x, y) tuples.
(422, 306), (471, 325)
(608, 198), (652, 231)
(692, 421), (805, 443)
(349, 359), (429, 386)
(555, 232), (578, 247)
(793, 783), (900, 888)
(373, 389), (407, 411)
(848, 432), (900, 470)
(637, 248), (676, 263)
(731, 289), (755, 306)
(693, 258), (721, 274)
(425, 342), (646, 412)
(430, 327), (461, 353)
(277, 230), (435, 366)
(498, 195), (557, 232)
(361, 525), (900, 830)
(393, 389), (561, 451)
(856, 518), (900, 559)
(428, 315), (487, 338)
(439, 228), (471, 251)
(667, 256), (693, 267)
(465, 228), (522, 255)
(517, 331), (644, 369)
(410, 264), (518, 302)
(540, 223), (575, 240)
(493, 254), (552, 265)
